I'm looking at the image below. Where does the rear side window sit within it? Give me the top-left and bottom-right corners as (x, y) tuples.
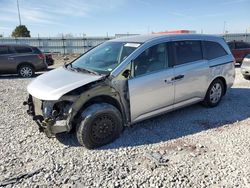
(203, 41), (227, 60)
(0, 46), (9, 55)
(14, 46), (33, 54)
(172, 41), (202, 65)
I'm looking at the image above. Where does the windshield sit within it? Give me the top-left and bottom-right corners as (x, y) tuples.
(70, 42), (141, 75)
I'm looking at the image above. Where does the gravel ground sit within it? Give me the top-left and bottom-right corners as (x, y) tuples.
(0, 67), (250, 187)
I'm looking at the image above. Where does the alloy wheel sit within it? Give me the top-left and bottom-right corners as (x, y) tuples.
(209, 83), (222, 104)
(20, 66), (33, 78)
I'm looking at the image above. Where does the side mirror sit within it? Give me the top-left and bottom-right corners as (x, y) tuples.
(122, 69), (131, 78)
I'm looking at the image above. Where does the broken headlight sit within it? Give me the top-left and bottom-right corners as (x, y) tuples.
(42, 101), (73, 120)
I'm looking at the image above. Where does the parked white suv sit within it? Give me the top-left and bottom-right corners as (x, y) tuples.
(24, 34), (235, 149)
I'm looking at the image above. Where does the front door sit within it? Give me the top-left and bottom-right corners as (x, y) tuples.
(128, 43), (175, 122)
(0, 46), (11, 72)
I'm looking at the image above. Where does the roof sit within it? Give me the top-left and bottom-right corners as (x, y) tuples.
(111, 34), (223, 43)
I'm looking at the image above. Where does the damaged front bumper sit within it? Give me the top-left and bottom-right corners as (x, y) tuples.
(23, 95), (69, 138)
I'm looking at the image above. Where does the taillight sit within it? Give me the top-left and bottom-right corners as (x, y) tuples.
(37, 53), (45, 59)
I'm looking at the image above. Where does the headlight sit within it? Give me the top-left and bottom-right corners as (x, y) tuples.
(43, 101), (73, 120)
(43, 101), (55, 118)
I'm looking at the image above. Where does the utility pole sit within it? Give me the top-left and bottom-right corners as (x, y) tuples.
(245, 28), (248, 42)
(17, 0), (22, 25)
(223, 21), (226, 35)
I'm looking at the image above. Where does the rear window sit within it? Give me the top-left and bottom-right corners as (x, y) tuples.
(31, 47), (42, 54)
(0, 46), (9, 55)
(14, 46), (33, 54)
(203, 41), (227, 60)
(172, 40), (203, 65)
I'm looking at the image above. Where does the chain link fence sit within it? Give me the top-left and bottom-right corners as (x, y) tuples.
(0, 33), (249, 54)
(0, 37), (113, 54)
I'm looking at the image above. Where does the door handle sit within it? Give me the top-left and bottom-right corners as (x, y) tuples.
(164, 78), (173, 84)
(171, 75), (184, 81)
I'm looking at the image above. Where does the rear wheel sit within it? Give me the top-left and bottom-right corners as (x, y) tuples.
(18, 65), (34, 78)
(202, 79), (224, 107)
(76, 103), (123, 149)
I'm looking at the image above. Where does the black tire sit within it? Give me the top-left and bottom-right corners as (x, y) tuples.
(18, 65), (35, 78)
(243, 75), (250, 80)
(202, 79), (225, 108)
(76, 103), (123, 149)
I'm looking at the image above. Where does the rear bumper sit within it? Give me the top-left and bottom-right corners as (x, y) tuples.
(34, 61), (48, 71)
(24, 95), (68, 137)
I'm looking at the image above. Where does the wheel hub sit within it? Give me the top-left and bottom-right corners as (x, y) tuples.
(210, 83), (222, 103)
(91, 115), (115, 142)
(20, 67), (32, 77)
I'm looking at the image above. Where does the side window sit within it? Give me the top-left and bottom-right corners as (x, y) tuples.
(14, 46), (33, 54)
(133, 43), (168, 77)
(235, 42), (247, 49)
(172, 41), (202, 66)
(0, 46), (9, 55)
(203, 41), (228, 60)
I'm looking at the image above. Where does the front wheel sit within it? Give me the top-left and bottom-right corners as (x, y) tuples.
(76, 103), (123, 149)
(18, 65), (35, 78)
(202, 79), (224, 107)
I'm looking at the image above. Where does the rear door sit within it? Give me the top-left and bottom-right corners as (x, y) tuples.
(12, 46), (35, 67)
(128, 42), (175, 122)
(171, 40), (209, 106)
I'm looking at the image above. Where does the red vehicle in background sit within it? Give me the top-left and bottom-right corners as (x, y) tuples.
(227, 41), (250, 64)
(44, 52), (54, 66)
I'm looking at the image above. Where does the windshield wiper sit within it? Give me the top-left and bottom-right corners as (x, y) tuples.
(71, 66), (101, 75)
(64, 62), (72, 68)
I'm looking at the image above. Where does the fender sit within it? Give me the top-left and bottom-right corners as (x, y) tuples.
(66, 78), (130, 131)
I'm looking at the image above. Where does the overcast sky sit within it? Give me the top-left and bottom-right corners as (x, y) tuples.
(0, 0), (250, 37)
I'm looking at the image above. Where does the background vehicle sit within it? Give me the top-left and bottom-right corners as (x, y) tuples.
(25, 34), (235, 149)
(44, 52), (54, 66)
(241, 54), (250, 80)
(0, 44), (47, 77)
(227, 41), (250, 64)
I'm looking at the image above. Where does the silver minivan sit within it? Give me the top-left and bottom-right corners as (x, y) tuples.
(24, 34), (235, 148)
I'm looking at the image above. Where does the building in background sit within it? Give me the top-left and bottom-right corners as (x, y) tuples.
(115, 33), (139, 38)
(152, 30), (196, 34)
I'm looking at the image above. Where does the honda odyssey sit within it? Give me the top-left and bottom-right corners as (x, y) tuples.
(24, 34), (235, 149)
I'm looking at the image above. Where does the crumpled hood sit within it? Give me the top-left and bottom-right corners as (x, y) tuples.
(27, 66), (103, 100)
